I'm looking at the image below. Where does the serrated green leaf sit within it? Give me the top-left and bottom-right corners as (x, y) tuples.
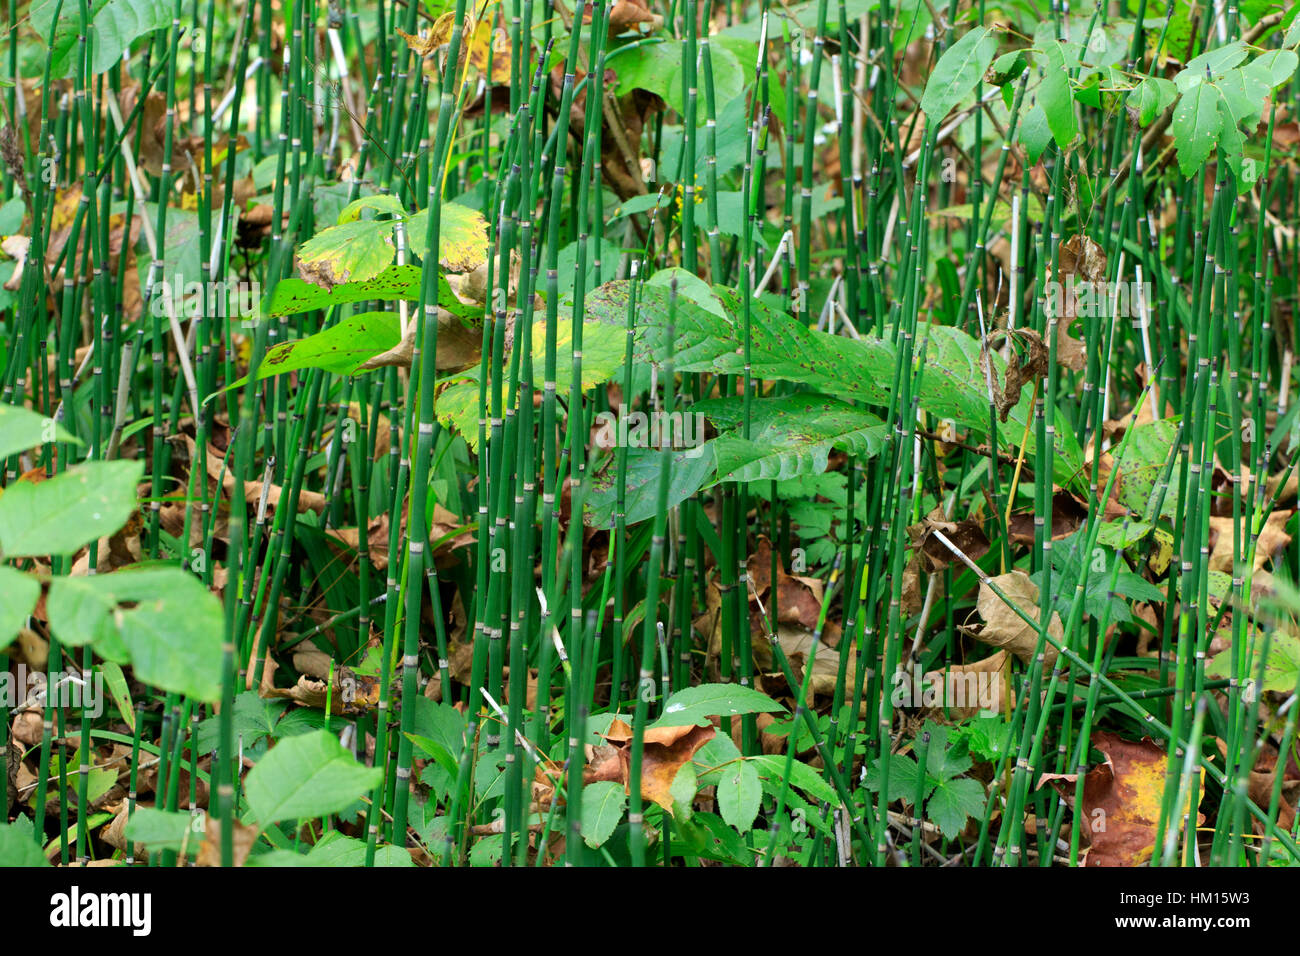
(751, 754), (838, 805)
(296, 219), (397, 285)
(862, 753), (922, 802)
(697, 394), (888, 483)
(0, 820), (49, 866)
(1176, 40), (1247, 91)
(926, 776), (986, 839)
(1242, 48), (1299, 89)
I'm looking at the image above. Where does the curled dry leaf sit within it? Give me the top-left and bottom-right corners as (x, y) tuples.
(1006, 488), (1090, 544)
(584, 718), (715, 812)
(1048, 234), (1107, 372)
(969, 569), (1062, 666)
(195, 814), (258, 866)
(983, 327), (1049, 422)
(605, 0), (663, 38)
(906, 506), (990, 572)
(919, 650), (1011, 720)
(1207, 510), (1293, 574)
(185, 436), (327, 515)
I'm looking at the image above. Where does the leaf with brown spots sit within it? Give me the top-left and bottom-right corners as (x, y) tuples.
(1040, 732), (1198, 867)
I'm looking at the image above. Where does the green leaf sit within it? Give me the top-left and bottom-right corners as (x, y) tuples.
(0, 820), (49, 866)
(581, 781), (627, 848)
(0, 565), (40, 652)
(926, 776), (986, 839)
(249, 831), (415, 866)
(751, 754), (839, 805)
(922, 723), (971, 781)
(124, 808), (195, 851)
(1113, 419), (1179, 519)
(1217, 67), (1271, 130)
(232, 312), (401, 386)
(244, 729), (383, 825)
(615, 39), (744, 119)
(669, 760), (698, 820)
(406, 733), (459, 778)
(696, 394), (887, 483)
(920, 27), (998, 122)
(586, 282), (1086, 491)
(296, 219), (397, 285)
(406, 202), (490, 272)
(1127, 77), (1177, 126)
(1032, 530), (1164, 625)
(197, 691), (284, 752)
(336, 194), (407, 223)
(0, 403), (77, 459)
(583, 444), (716, 529)
(0, 460), (142, 557)
(98, 661), (135, 731)
(716, 758), (761, 833)
(1039, 41), (1078, 148)
(30, 0), (171, 79)
(263, 264), (423, 317)
(862, 752), (922, 802)
(1017, 101), (1054, 166)
(1171, 81), (1224, 177)
(654, 682), (785, 727)
(1176, 40), (1247, 91)
(46, 569), (224, 701)
(1206, 629), (1300, 693)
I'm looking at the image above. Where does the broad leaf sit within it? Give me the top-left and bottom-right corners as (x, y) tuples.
(0, 820), (49, 866)
(1171, 81), (1223, 175)
(0, 460), (142, 557)
(716, 758), (761, 833)
(244, 729), (383, 825)
(124, 808), (194, 851)
(655, 682), (785, 727)
(581, 781), (627, 848)
(45, 569), (224, 701)
(920, 27), (998, 122)
(0, 403), (77, 459)
(31, 0), (170, 78)
(696, 393), (888, 483)
(0, 565), (40, 652)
